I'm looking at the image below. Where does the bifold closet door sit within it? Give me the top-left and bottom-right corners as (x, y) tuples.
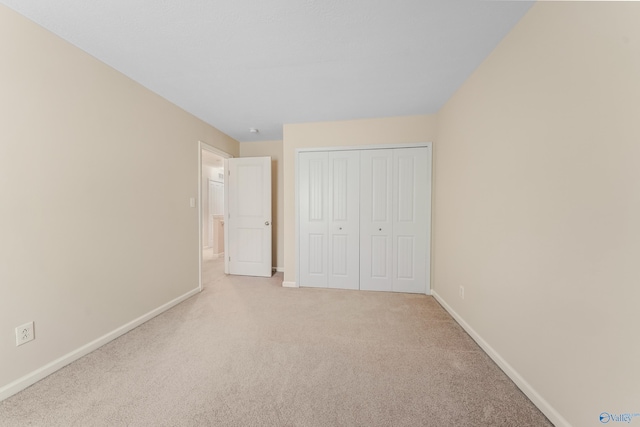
(392, 147), (429, 293)
(299, 152), (328, 287)
(299, 151), (359, 289)
(327, 151), (359, 289)
(360, 150), (394, 291)
(360, 148), (429, 293)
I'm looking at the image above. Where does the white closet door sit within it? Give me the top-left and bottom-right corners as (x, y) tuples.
(327, 151), (360, 290)
(360, 149), (393, 291)
(299, 152), (329, 287)
(300, 146), (431, 294)
(393, 147), (429, 293)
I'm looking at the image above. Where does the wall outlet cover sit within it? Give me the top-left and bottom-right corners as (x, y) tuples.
(16, 321), (35, 346)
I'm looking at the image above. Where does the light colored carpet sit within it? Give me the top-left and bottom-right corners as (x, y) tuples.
(0, 254), (552, 426)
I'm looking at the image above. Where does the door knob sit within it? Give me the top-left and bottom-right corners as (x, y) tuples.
(265, 221), (270, 226)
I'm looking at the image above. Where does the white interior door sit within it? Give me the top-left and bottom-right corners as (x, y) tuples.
(299, 151), (360, 289)
(227, 157), (272, 277)
(327, 151), (359, 290)
(299, 152), (329, 287)
(392, 147), (429, 293)
(210, 180), (224, 216)
(360, 149), (393, 291)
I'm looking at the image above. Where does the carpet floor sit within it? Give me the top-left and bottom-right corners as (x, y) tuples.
(0, 253), (552, 426)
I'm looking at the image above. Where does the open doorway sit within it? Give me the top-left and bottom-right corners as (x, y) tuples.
(199, 142), (231, 290)
(202, 151), (224, 259)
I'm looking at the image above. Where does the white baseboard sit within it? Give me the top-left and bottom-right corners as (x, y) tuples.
(275, 267), (284, 273)
(431, 291), (570, 427)
(0, 287), (201, 402)
(282, 281), (298, 288)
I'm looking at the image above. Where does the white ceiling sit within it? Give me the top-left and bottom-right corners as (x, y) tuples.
(1, 0), (533, 142)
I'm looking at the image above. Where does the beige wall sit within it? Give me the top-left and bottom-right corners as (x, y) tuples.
(434, 3), (640, 426)
(0, 5), (238, 395)
(240, 140), (284, 270)
(283, 115), (437, 283)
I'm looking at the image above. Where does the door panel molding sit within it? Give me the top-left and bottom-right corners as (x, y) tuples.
(227, 156), (272, 277)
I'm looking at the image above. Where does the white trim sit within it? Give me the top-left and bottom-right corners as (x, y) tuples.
(198, 146), (202, 291)
(200, 143), (232, 159)
(297, 142), (431, 153)
(223, 158), (230, 275)
(431, 291), (570, 427)
(0, 287), (200, 402)
(424, 144), (433, 296)
(198, 141), (232, 288)
(294, 151), (300, 287)
(276, 267), (284, 273)
(282, 281), (298, 288)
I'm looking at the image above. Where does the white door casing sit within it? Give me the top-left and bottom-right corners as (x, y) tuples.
(227, 157), (272, 277)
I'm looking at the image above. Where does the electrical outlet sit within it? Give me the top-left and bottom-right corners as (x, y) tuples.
(15, 322), (35, 346)
(459, 286), (465, 300)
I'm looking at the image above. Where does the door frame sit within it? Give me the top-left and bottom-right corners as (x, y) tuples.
(295, 142), (433, 294)
(198, 141), (232, 292)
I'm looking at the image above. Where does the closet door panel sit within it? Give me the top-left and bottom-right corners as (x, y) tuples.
(327, 151), (360, 290)
(392, 147), (429, 293)
(299, 145), (431, 294)
(360, 149), (393, 291)
(299, 152), (329, 287)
